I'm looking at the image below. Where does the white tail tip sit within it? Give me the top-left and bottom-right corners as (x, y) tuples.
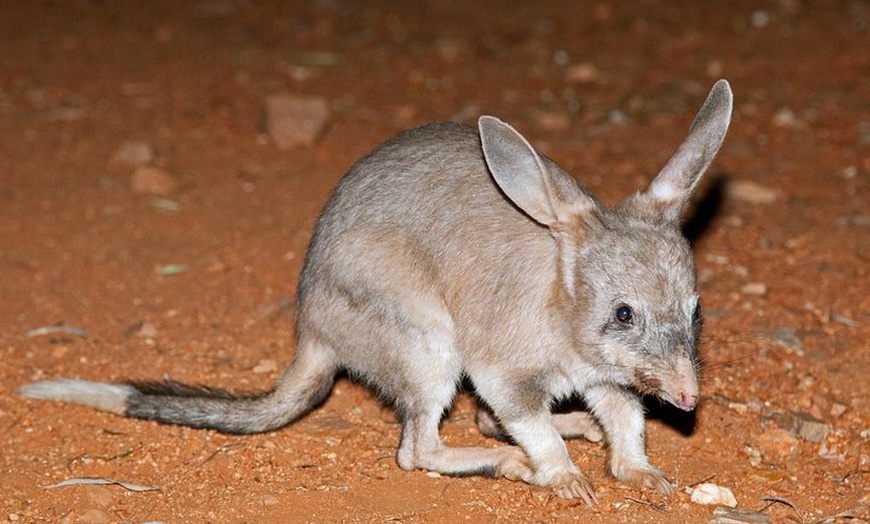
(18, 379), (135, 415)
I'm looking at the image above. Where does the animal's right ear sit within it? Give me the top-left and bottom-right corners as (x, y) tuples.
(637, 80), (733, 223)
(479, 116), (596, 228)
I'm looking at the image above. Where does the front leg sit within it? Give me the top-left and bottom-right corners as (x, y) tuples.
(500, 413), (597, 504)
(583, 385), (672, 494)
(473, 371), (597, 504)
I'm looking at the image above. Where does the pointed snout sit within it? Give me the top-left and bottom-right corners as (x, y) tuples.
(665, 356), (699, 412)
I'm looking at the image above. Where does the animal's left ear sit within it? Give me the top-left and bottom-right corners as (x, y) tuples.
(636, 80), (733, 222)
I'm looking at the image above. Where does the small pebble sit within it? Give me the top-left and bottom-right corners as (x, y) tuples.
(532, 111), (570, 132)
(113, 141), (154, 167)
(727, 180), (777, 204)
(607, 108), (630, 125)
(706, 60), (724, 78)
(829, 402), (848, 417)
(772, 107), (801, 128)
(751, 10), (770, 28)
(565, 62), (600, 84)
(706, 254), (731, 265)
(155, 264), (189, 276)
(264, 93), (330, 149)
(125, 320), (158, 339)
(553, 49), (570, 66)
(741, 282), (768, 296)
(150, 197), (181, 213)
(131, 166), (177, 195)
(743, 445), (763, 467)
(253, 359), (279, 374)
(840, 165), (858, 179)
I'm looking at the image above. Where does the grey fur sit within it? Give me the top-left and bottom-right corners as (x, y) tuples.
(18, 80), (733, 503)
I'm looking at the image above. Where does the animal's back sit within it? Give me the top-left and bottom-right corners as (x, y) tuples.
(306, 121), (543, 261)
(299, 122), (553, 308)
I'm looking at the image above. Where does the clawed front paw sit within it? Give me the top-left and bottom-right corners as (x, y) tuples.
(540, 470), (598, 505)
(620, 467), (673, 494)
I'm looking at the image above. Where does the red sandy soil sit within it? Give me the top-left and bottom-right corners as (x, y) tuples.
(1, 1), (867, 523)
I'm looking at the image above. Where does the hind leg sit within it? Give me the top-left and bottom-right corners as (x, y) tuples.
(395, 384), (533, 481)
(309, 284), (534, 482)
(388, 328), (532, 480)
(391, 345), (532, 479)
(476, 406), (603, 443)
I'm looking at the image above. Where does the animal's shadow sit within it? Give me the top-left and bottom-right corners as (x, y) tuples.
(683, 172), (727, 244)
(643, 397), (697, 436)
(471, 393), (697, 443)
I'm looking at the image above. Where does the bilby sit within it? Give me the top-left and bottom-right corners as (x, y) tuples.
(19, 80), (733, 504)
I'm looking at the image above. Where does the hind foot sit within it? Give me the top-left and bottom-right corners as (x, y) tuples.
(400, 442), (535, 481)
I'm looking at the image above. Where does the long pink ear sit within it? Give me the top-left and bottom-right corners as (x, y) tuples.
(640, 80), (733, 222)
(479, 116), (597, 227)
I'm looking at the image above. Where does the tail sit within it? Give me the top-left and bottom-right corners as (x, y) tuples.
(17, 351), (336, 434)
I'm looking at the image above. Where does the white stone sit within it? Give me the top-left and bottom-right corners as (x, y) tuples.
(689, 483), (738, 507)
(741, 282), (768, 296)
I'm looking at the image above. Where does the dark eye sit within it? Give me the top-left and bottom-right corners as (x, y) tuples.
(615, 305), (634, 325)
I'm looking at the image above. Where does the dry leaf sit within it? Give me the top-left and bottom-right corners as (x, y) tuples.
(42, 477), (159, 492)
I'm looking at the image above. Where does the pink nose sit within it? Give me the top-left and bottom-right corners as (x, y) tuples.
(676, 391), (698, 412)
(669, 356), (699, 411)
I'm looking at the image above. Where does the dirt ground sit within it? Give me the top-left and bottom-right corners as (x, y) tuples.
(1, 1), (868, 523)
